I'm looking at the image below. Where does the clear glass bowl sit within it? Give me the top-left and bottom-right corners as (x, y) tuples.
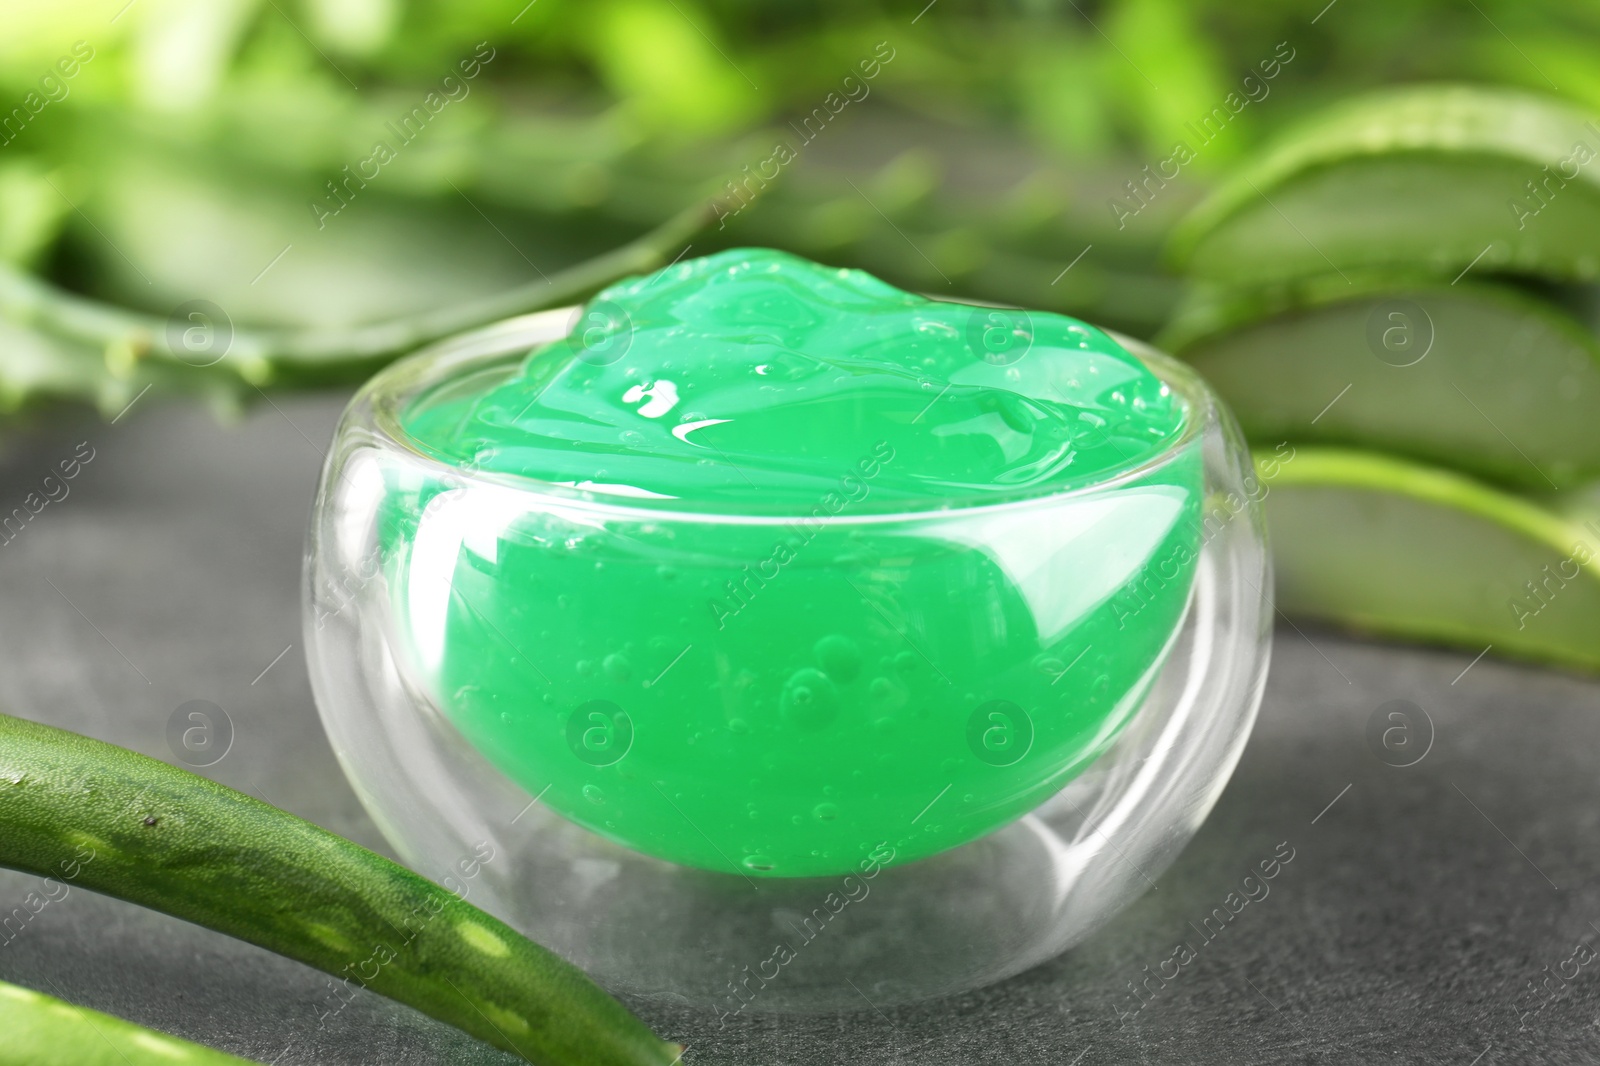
(303, 307), (1272, 1012)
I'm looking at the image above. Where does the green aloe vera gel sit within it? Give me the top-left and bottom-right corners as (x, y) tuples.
(381, 249), (1202, 877)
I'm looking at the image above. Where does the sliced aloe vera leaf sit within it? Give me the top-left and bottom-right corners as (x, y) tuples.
(1164, 274), (1600, 491)
(1262, 447), (1600, 672)
(1168, 85), (1600, 285)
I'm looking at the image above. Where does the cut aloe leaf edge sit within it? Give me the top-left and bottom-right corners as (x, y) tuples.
(1169, 85), (1600, 285)
(1261, 447), (1600, 672)
(1166, 275), (1600, 491)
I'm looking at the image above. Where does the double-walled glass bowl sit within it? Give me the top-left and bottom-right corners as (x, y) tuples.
(304, 307), (1272, 1012)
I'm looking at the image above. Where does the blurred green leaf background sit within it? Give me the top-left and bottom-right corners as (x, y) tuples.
(3, 0), (1594, 358)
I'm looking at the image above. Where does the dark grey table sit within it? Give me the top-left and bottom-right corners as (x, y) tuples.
(0, 392), (1594, 1065)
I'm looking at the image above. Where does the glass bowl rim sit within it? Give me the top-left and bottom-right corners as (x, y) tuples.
(347, 306), (1220, 528)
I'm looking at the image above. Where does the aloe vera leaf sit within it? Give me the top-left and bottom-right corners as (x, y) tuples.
(0, 200), (710, 405)
(66, 97), (714, 239)
(1168, 85), (1600, 285)
(74, 149), (580, 331)
(1262, 447), (1600, 671)
(74, 93), (1177, 304)
(1164, 275), (1600, 490)
(0, 318), (125, 414)
(49, 91), (1179, 341)
(0, 712), (684, 1066)
(0, 315), (253, 423)
(0, 979), (262, 1066)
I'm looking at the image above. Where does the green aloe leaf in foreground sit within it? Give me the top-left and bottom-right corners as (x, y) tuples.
(1168, 85), (1600, 285)
(1163, 275), (1600, 491)
(1263, 447), (1600, 672)
(0, 979), (262, 1066)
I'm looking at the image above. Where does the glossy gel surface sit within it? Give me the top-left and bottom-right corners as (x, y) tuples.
(382, 249), (1202, 877)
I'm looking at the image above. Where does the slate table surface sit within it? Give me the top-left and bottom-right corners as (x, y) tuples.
(0, 393), (1594, 1066)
